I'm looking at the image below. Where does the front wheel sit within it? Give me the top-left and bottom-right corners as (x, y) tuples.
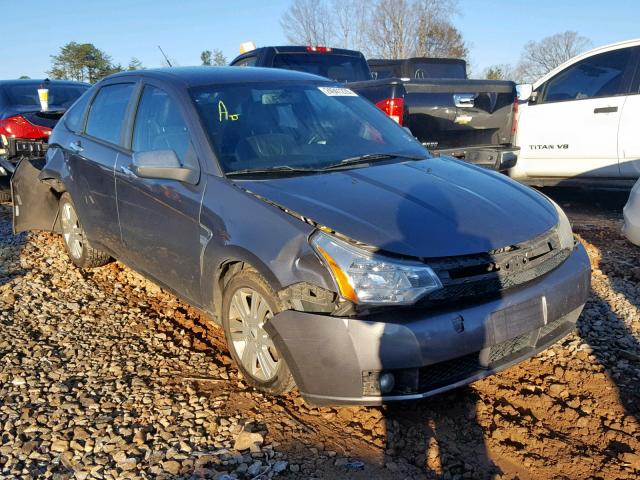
(222, 270), (295, 395)
(59, 193), (111, 269)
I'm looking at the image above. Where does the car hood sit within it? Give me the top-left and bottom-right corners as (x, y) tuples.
(233, 157), (558, 258)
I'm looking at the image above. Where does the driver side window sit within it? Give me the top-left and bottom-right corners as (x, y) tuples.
(542, 48), (632, 103)
(132, 85), (197, 168)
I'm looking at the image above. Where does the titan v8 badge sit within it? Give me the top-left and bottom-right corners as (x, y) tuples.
(530, 144), (569, 150)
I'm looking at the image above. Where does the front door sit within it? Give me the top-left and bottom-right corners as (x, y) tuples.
(517, 47), (635, 179)
(114, 83), (205, 304)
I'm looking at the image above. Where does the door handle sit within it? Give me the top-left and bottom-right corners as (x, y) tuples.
(453, 93), (476, 108)
(594, 106), (618, 114)
(119, 165), (137, 178)
(68, 141), (83, 153)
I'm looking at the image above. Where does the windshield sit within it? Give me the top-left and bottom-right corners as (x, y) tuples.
(191, 82), (428, 174)
(5, 83), (89, 109)
(272, 54), (370, 82)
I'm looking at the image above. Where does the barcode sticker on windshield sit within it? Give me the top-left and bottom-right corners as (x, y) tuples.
(318, 86), (358, 97)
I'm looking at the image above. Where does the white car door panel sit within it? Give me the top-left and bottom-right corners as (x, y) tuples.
(518, 97), (624, 178)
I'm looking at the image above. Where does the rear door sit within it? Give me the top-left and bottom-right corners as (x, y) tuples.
(67, 81), (137, 254)
(618, 47), (640, 178)
(517, 46), (635, 179)
(114, 81), (205, 304)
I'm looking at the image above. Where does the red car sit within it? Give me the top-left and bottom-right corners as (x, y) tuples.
(0, 79), (89, 201)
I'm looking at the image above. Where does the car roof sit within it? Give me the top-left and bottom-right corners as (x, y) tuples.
(103, 66), (334, 87)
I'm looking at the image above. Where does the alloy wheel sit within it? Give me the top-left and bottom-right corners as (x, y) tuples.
(61, 202), (84, 259)
(228, 288), (280, 381)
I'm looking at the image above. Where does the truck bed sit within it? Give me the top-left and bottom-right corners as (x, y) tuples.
(349, 77), (517, 152)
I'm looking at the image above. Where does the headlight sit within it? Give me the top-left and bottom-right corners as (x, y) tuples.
(550, 199), (574, 250)
(310, 231), (442, 305)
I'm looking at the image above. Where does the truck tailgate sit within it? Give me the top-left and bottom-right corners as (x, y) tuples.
(402, 79), (516, 149)
(351, 78), (517, 151)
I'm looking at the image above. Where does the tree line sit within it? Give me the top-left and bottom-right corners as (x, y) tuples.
(484, 31), (592, 82)
(281, 0), (592, 82)
(282, 0), (467, 59)
(39, 2), (592, 85)
(44, 43), (228, 84)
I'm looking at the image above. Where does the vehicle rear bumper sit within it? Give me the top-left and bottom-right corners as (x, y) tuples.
(436, 145), (518, 171)
(265, 242), (590, 406)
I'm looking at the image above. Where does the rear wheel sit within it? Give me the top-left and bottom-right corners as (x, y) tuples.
(222, 270), (295, 395)
(59, 193), (111, 268)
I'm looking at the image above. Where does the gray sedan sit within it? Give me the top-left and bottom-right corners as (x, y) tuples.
(12, 67), (590, 405)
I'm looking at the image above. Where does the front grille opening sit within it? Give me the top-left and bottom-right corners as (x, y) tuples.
(421, 228), (568, 306)
(448, 261), (499, 279)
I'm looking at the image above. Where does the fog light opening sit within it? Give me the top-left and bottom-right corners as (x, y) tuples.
(379, 372), (395, 394)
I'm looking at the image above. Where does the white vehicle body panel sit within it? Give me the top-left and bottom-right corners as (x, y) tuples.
(516, 96), (624, 178)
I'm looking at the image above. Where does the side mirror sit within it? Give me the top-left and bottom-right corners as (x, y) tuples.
(131, 150), (198, 184)
(516, 84), (534, 102)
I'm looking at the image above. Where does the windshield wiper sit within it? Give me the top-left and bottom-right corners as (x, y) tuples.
(226, 165), (320, 177)
(320, 153), (427, 170)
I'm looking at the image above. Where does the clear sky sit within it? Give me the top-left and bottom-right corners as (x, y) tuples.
(1, 0), (638, 79)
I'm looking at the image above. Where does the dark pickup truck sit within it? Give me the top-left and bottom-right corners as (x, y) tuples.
(230, 47), (519, 171)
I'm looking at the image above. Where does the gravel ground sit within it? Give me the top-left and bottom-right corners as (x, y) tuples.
(0, 188), (639, 480)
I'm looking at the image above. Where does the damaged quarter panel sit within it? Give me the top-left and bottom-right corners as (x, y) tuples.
(198, 175), (337, 321)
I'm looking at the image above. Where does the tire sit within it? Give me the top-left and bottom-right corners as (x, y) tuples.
(222, 269), (296, 395)
(59, 193), (111, 269)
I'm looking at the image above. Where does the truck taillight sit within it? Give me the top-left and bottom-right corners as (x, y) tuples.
(375, 97), (404, 125)
(307, 46), (332, 52)
(0, 115), (51, 139)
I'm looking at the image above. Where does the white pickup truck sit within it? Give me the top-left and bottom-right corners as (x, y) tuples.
(510, 38), (640, 188)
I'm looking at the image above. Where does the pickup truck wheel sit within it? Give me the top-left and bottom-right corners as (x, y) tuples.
(222, 270), (295, 395)
(59, 193), (111, 269)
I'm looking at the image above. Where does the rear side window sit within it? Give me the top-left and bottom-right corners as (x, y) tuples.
(411, 62), (466, 79)
(272, 54), (370, 82)
(543, 48), (632, 103)
(85, 83), (135, 145)
(64, 90), (92, 133)
(132, 85), (196, 168)
(234, 56), (257, 67)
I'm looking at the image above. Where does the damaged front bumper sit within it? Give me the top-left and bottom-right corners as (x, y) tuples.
(265, 242), (591, 406)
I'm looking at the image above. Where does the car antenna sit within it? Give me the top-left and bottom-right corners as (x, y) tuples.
(158, 45), (173, 67)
